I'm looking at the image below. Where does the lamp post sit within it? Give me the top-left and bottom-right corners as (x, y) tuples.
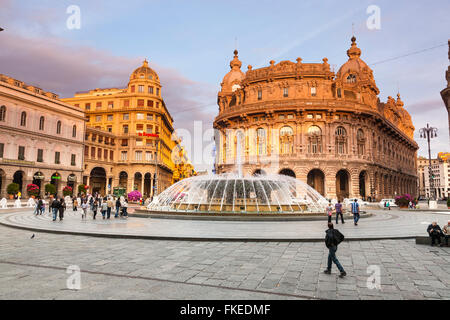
(419, 124), (438, 201)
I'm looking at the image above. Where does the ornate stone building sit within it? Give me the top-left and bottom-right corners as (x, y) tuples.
(63, 60), (185, 196)
(441, 40), (450, 139)
(214, 37), (418, 201)
(0, 74), (85, 198)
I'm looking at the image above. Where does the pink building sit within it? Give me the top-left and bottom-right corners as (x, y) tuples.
(0, 74), (85, 198)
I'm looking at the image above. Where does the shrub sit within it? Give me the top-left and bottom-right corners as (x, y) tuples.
(447, 198), (450, 208)
(395, 194), (414, 207)
(128, 190), (142, 201)
(63, 186), (73, 196)
(7, 183), (19, 195)
(45, 183), (56, 195)
(77, 184), (89, 194)
(26, 184), (40, 196)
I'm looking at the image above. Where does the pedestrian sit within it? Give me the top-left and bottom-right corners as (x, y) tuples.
(50, 197), (60, 221)
(39, 198), (45, 215)
(81, 200), (88, 220)
(59, 197), (66, 221)
(115, 197), (121, 218)
(73, 196), (78, 211)
(443, 221), (450, 247)
(107, 196), (114, 219)
(335, 200), (345, 224)
(92, 199), (98, 220)
(101, 199), (108, 219)
(33, 197), (40, 215)
(48, 197), (54, 214)
(324, 223), (346, 278)
(326, 201), (333, 223)
(386, 201), (390, 210)
(351, 199), (360, 226)
(122, 198), (128, 218)
(89, 196), (94, 212)
(427, 222), (443, 247)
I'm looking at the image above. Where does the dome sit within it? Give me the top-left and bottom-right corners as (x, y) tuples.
(130, 59), (159, 81)
(147, 173), (328, 214)
(221, 50), (245, 92)
(337, 36), (371, 79)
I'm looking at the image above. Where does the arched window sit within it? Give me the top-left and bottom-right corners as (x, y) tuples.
(279, 126), (294, 154)
(20, 112), (26, 127)
(357, 129), (365, 155)
(256, 128), (266, 156)
(56, 121), (61, 134)
(307, 126), (322, 154)
(335, 126), (347, 155)
(72, 125), (77, 138)
(0, 106), (5, 122)
(39, 116), (45, 131)
(346, 74), (356, 83)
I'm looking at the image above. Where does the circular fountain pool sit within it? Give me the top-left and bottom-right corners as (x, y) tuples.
(147, 173), (328, 214)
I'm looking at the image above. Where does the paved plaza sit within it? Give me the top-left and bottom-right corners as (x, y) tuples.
(0, 208), (449, 300)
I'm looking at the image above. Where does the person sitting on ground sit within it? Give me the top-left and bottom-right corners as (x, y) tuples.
(442, 221), (450, 247)
(427, 222), (444, 246)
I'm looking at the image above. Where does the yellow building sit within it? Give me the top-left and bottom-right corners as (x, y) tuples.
(62, 60), (181, 197)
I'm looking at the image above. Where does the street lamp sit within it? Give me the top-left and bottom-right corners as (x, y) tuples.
(419, 123), (438, 201)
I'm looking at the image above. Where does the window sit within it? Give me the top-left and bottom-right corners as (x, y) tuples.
(104, 149), (108, 159)
(84, 146), (89, 156)
(156, 102), (159, 108)
(346, 74), (356, 83)
(121, 151), (127, 161)
(256, 128), (266, 155)
(108, 101), (114, 109)
(0, 143), (4, 158)
(156, 88), (160, 96)
(155, 126), (160, 134)
(283, 87), (289, 97)
(91, 147), (95, 157)
(136, 139), (143, 146)
(337, 88), (342, 98)
(20, 112), (26, 126)
(146, 139), (153, 146)
(357, 129), (365, 155)
(107, 114), (113, 121)
(258, 90), (262, 100)
(307, 114), (313, 119)
(39, 116), (45, 130)
(71, 154), (76, 166)
(124, 100), (130, 107)
(97, 148), (102, 159)
(121, 139), (128, 146)
(96, 102), (102, 109)
(135, 151), (143, 161)
(138, 99), (144, 107)
(36, 149), (43, 162)
(148, 86), (154, 94)
(18, 146), (25, 160)
(147, 113), (153, 120)
(56, 121), (62, 134)
(335, 126), (347, 155)
(311, 87), (317, 96)
(110, 150), (114, 161)
(137, 113), (144, 120)
(280, 126), (294, 155)
(307, 126), (322, 154)
(0, 106), (6, 121)
(85, 103), (91, 110)
(147, 100), (153, 107)
(146, 125), (153, 134)
(55, 151), (60, 164)
(72, 125), (77, 137)
(138, 85), (144, 93)
(107, 126), (112, 133)
(131, 85), (135, 93)
(123, 125), (128, 134)
(136, 124), (144, 133)
(316, 114), (322, 119)
(279, 115), (285, 120)
(96, 115), (101, 122)
(123, 113), (129, 120)
(146, 151), (152, 161)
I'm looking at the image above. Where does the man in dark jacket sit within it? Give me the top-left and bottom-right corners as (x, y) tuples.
(50, 198), (60, 221)
(324, 223), (346, 278)
(427, 222), (443, 246)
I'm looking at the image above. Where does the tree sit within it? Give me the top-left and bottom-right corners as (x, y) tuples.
(7, 183), (19, 195)
(45, 184), (56, 195)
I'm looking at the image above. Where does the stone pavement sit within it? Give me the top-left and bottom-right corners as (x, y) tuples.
(0, 224), (449, 300)
(1, 208), (449, 240)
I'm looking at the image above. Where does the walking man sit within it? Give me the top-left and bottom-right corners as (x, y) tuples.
(115, 197), (121, 218)
(351, 199), (360, 226)
(335, 200), (345, 224)
(107, 197), (114, 219)
(50, 197), (60, 222)
(324, 223), (346, 278)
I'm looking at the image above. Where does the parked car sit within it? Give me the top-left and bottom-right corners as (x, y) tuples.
(378, 199), (398, 209)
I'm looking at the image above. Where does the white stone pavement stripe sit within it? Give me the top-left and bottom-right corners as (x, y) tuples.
(1, 209), (449, 240)
(0, 260), (318, 300)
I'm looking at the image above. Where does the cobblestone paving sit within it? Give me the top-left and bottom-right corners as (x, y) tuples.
(0, 224), (449, 300)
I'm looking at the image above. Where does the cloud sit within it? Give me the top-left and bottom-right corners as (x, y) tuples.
(0, 31), (217, 170)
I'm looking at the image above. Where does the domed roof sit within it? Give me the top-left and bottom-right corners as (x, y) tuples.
(130, 59), (159, 81)
(337, 36), (371, 78)
(221, 50), (245, 92)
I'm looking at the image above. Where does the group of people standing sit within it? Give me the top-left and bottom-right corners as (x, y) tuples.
(325, 199), (360, 226)
(76, 194), (129, 220)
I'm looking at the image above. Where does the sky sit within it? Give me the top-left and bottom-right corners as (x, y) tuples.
(0, 0), (449, 172)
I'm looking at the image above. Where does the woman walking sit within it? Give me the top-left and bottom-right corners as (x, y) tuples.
(59, 197), (66, 221)
(72, 196), (78, 212)
(101, 198), (108, 219)
(92, 199), (98, 220)
(81, 200), (88, 220)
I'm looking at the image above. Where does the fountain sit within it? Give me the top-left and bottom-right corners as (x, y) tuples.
(147, 133), (328, 215)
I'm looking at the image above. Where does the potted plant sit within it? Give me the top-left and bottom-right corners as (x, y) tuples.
(395, 194), (413, 209)
(45, 183), (56, 197)
(63, 186), (73, 197)
(7, 183), (19, 199)
(78, 184), (89, 195)
(26, 183), (40, 198)
(127, 190), (142, 202)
